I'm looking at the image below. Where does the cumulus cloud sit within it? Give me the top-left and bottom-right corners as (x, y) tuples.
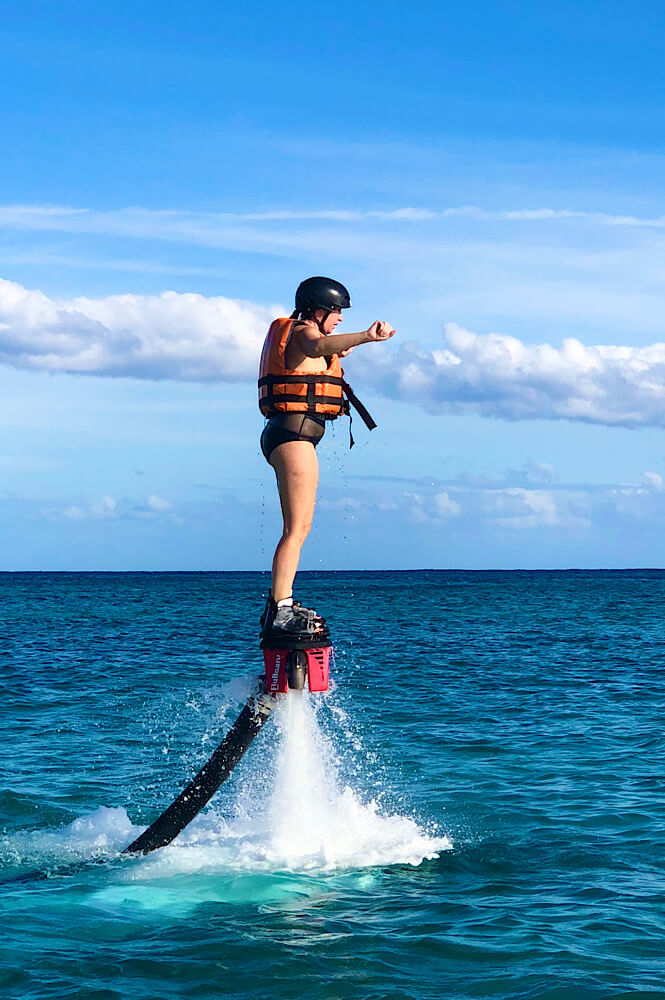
(493, 488), (566, 529)
(4, 277), (665, 429)
(357, 324), (665, 428)
(434, 491), (462, 518)
(0, 278), (274, 381)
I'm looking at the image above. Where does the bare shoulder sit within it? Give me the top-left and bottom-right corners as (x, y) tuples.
(285, 320), (317, 368)
(292, 319), (318, 333)
(291, 320), (320, 342)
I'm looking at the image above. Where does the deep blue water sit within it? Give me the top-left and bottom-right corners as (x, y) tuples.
(3, 570), (665, 999)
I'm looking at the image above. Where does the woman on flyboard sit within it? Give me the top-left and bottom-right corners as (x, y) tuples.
(258, 276), (395, 635)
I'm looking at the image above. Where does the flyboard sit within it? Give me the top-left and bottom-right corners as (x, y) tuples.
(123, 619), (332, 855)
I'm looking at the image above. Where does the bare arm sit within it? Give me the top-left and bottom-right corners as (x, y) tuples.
(293, 321), (395, 359)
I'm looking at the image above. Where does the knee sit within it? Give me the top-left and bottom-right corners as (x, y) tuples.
(283, 518), (313, 546)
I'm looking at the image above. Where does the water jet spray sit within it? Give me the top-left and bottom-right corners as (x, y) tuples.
(123, 621), (332, 855)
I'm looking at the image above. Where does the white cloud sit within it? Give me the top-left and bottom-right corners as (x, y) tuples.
(434, 491), (461, 518)
(91, 495), (117, 517)
(405, 465), (665, 532)
(0, 278), (273, 381)
(4, 202), (665, 233)
(24, 469), (665, 571)
(4, 276), (665, 430)
(146, 495), (171, 511)
(49, 499), (114, 521)
(45, 495), (173, 521)
(493, 488), (565, 529)
(641, 472), (663, 491)
(524, 460), (558, 484)
(393, 483), (579, 529)
(62, 505), (86, 520)
(352, 472), (665, 533)
(459, 484), (582, 530)
(357, 323), (665, 428)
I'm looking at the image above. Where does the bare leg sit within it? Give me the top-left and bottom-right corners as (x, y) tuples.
(269, 440), (319, 602)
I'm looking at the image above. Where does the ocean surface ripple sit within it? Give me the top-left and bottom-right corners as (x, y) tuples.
(2, 570), (665, 999)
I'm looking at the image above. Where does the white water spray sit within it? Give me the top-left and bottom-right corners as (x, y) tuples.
(121, 690), (452, 875)
(2, 689), (451, 885)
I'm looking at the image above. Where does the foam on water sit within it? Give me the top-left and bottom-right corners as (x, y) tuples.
(0, 806), (137, 871)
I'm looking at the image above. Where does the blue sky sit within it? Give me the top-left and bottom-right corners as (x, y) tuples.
(2, 0), (665, 569)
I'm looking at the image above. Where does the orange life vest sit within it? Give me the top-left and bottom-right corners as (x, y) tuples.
(258, 317), (347, 419)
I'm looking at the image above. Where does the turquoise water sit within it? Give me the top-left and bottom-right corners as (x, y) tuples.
(3, 570), (665, 999)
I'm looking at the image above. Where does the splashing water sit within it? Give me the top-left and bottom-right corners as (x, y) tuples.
(124, 691), (450, 881)
(265, 692), (449, 870)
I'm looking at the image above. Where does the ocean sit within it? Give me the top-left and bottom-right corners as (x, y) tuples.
(2, 570), (665, 999)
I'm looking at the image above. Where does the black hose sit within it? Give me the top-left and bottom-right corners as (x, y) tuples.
(123, 685), (275, 855)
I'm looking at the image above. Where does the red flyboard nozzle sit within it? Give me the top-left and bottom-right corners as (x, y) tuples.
(262, 646), (330, 693)
(263, 648), (289, 693)
(305, 647), (330, 692)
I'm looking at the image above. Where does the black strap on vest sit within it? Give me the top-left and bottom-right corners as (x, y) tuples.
(258, 374), (376, 448)
(341, 379), (376, 431)
(341, 378), (376, 448)
(258, 373), (344, 412)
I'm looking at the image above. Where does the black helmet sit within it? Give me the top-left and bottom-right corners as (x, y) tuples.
(295, 276), (351, 315)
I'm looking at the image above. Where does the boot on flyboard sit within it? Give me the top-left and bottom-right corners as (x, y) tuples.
(260, 595), (332, 693)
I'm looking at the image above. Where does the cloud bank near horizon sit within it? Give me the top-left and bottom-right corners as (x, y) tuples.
(3, 277), (665, 428)
(26, 465), (665, 538)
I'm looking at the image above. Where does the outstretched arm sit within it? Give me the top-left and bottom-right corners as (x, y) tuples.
(294, 321), (396, 359)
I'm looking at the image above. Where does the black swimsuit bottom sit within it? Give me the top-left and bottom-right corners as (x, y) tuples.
(260, 412), (327, 462)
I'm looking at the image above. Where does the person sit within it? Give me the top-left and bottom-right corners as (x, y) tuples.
(258, 276), (395, 634)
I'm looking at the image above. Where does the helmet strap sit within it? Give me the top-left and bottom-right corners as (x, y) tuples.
(299, 307), (329, 332)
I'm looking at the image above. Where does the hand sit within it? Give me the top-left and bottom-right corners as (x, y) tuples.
(365, 321), (396, 343)
(339, 346), (355, 357)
